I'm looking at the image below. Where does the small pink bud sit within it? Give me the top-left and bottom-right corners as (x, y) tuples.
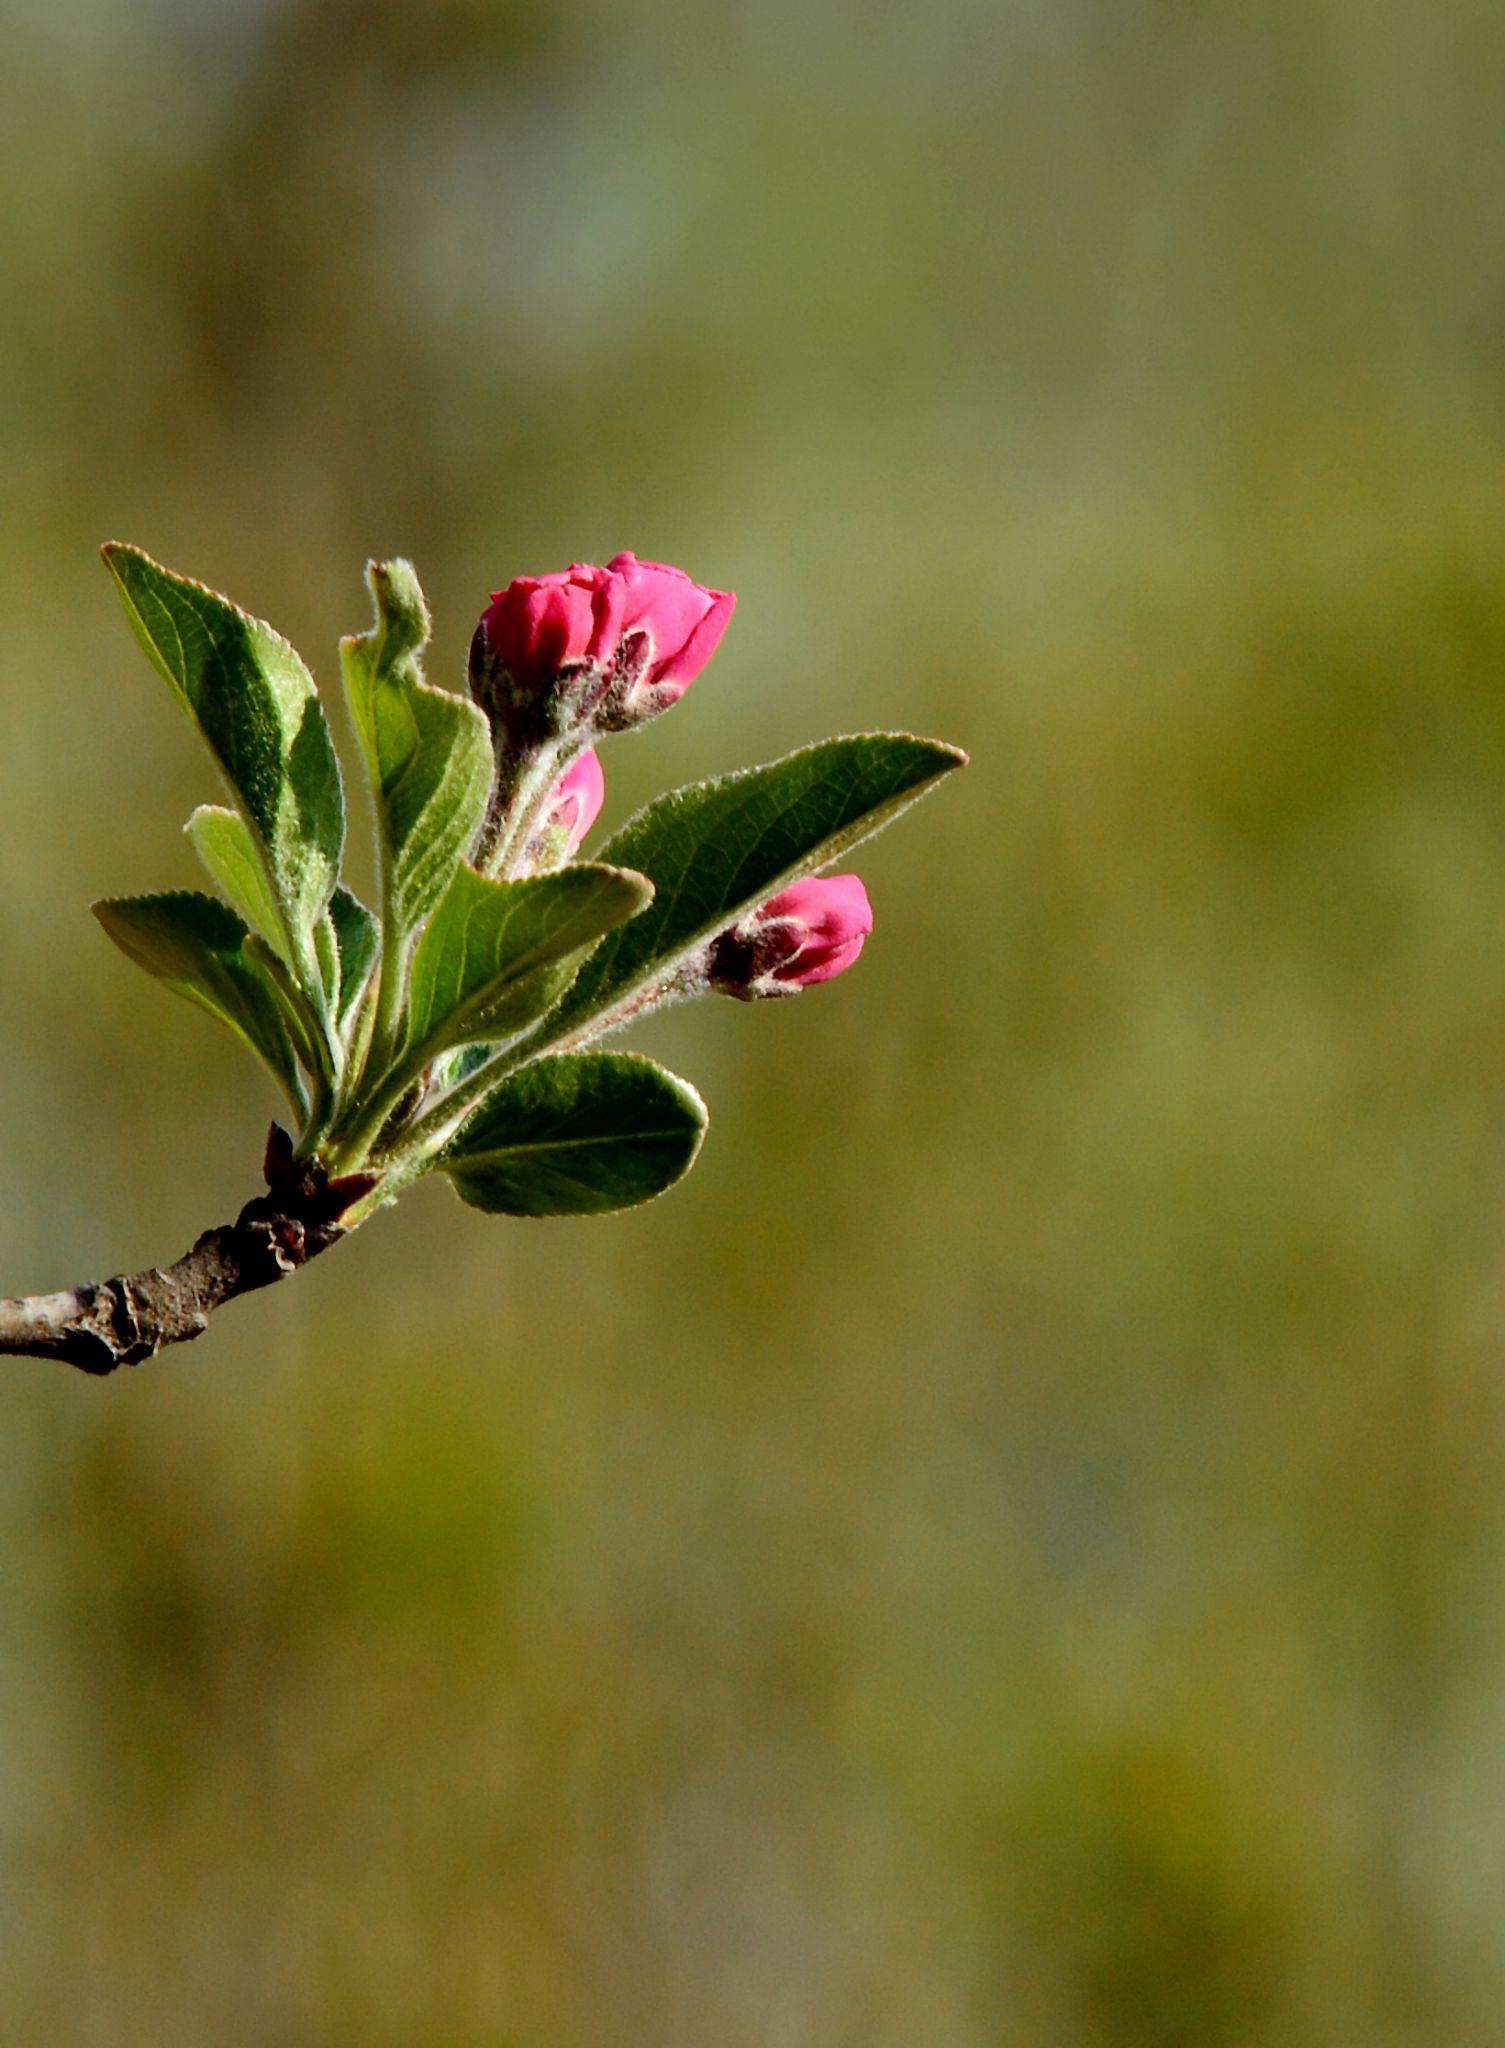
(541, 747), (605, 859)
(708, 875), (873, 1000)
(473, 552), (735, 736)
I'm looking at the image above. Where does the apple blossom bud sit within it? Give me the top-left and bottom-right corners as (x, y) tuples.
(533, 747), (605, 865)
(470, 552), (735, 743)
(707, 875), (873, 1000)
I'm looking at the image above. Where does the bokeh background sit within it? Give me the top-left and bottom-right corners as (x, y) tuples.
(4, 1), (1505, 2041)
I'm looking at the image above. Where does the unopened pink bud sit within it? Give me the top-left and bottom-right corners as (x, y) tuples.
(474, 552), (735, 735)
(541, 747), (605, 859)
(708, 875), (873, 1000)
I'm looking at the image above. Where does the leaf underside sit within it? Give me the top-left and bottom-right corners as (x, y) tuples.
(186, 804), (290, 958)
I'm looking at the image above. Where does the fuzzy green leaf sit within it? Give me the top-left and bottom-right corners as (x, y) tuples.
(533, 732), (966, 1050)
(442, 1052), (707, 1217)
(326, 886), (380, 1033)
(185, 804), (290, 956)
(403, 862), (653, 1070)
(245, 935), (327, 1084)
(93, 890), (305, 1109)
(102, 545), (344, 973)
(341, 560), (492, 953)
(190, 806), (369, 1073)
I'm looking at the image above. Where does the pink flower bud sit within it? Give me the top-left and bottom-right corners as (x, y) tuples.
(708, 875), (873, 1000)
(474, 552), (735, 735)
(540, 747), (605, 860)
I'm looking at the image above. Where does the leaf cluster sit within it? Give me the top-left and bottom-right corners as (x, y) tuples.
(96, 547), (964, 1221)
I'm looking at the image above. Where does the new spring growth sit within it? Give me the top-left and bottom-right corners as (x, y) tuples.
(0, 536), (964, 1370)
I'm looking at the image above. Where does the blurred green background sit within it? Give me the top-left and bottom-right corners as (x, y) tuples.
(5, 1), (1505, 2041)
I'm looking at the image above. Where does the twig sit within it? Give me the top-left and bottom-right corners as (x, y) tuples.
(0, 1129), (377, 1375)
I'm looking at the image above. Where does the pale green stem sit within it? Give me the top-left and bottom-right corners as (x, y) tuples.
(328, 1049), (430, 1168)
(361, 928), (409, 1098)
(473, 740), (567, 877)
(375, 1045), (520, 1165)
(253, 937), (339, 1154)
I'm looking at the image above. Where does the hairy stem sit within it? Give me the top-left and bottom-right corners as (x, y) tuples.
(472, 742), (563, 877)
(0, 1130), (377, 1375)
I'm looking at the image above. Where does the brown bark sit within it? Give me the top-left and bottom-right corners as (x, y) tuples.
(0, 1128), (376, 1375)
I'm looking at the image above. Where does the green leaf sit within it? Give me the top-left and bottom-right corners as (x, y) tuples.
(442, 1052), (707, 1216)
(341, 559), (492, 952)
(534, 732), (966, 1049)
(326, 885), (379, 1033)
(403, 862), (653, 1069)
(185, 804), (290, 956)
(245, 935), (327, 1083)
(93, 891), (305, 1109)
(102, 544), (344, 973)
(189, 807), (369, 1078)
